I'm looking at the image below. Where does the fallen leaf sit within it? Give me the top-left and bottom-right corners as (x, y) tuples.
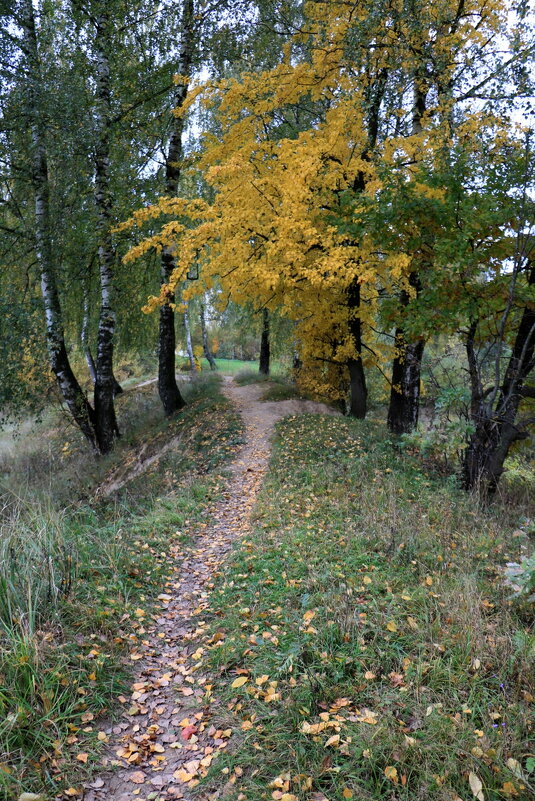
(384, 766), (398, 784)
(76, 753), (88, 764)
(18, 795), (44, 801)
(506, 758), (523, 779)
(386, 621), (398, 632)
(129, 771), (146, 785)
(501, 782), (519, 797)
(469, 771), (484, 801)
(231, 676), (248, 689)
(325, 734), (340, 747)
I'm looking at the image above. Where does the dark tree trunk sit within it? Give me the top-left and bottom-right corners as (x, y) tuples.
(386, 75), (428, 436)
(200, 301), (217, 370)
(348, 358), (367, 418)
(387, 271), (426, 435)
(158, 294), (185, 414)
(93, 9), (119, 452)
(259, 308), (270, 375)
(347, 280), (367, 418)
(387, 332), (426, 434)
(158, 0), (194, 414)
(22, 0), (99, 451)
(463, 266), (535, 492)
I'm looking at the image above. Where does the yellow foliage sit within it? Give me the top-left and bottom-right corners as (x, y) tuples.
(123, 0), (512, 401)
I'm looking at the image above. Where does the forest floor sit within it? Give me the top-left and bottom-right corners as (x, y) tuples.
(81, 378), (339, 801)
(2, 374), (532, 801)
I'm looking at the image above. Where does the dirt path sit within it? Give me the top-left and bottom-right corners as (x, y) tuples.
(82, 377), (338, 801)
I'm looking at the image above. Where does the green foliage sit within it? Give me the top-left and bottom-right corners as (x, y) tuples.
(503, 554), (535, 604)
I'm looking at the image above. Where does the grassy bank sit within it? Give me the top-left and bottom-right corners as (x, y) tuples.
(0, 375), (244, 799)
(201, 414), (534, 801)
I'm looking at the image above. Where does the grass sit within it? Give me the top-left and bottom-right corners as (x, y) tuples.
(201, 358), (257, 374)
(0, 374), (244, 799)
(260, 382), (306, 401)
(234, 369), (272, 386)
(197, 414), (534, 801)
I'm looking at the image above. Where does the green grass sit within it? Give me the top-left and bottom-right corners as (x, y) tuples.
(0, 374), (244, 799)
(198, 414), (534, 801)
(234, 369), (272, 385)
(200, 358), (257, 374)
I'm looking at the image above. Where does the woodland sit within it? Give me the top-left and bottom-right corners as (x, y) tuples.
(0, 1), (534, 800)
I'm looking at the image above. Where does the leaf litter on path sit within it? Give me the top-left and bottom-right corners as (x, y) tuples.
(79, 378), (338, 801)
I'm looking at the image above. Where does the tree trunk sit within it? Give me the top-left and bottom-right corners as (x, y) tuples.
(259, 308), (270, 375)
(82, 286), (97, 384)
(184, 302), (196, 371)
(387, 271), (426, 435)
(387, 331), (426, 434)
(158, 0), (194, 414)
(347, 279), (367, 418)
(82, 276), (122, 395)
(200, 301), (217, 370)
(386, 77), (428, 435)
(22, 0), (99, 451)
(93, 9), (119, 452)
(463, 266), (535, 491)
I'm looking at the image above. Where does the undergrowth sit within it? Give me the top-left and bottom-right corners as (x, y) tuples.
(200, 414), (534, 801)
(0, 375), (244, 799)
(234, 370), (272, 386)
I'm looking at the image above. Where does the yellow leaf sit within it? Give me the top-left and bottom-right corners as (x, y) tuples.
(18, 795), (44, 801)
(280, 795), (298, 801)
(76, 753), (88, 764)
(364, 671), (376, 680)
(303, 610), (316, 623)
(386, 621), (398, 632)
(501, 782), (518, 797)
(231, 676), (248, 689)
(469, 771), (485, 801)
(384, 766), (398, 784)
(325, 734), (340, 747)
(425, 576), (433, 586)
(506, 758), (523, 779)
(406, 616), (418, 630)
(363, 576), (372, 584)
(97, 731), (108, 742)
(342, 790), (354, 799)
(64, 790), (80, 798)
(256, 674), (269, 685)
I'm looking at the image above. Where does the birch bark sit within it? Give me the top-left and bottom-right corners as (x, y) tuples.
(21, 0), (98, 450)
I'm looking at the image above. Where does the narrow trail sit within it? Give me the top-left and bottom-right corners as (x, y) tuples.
(82, 377), (337, 801)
